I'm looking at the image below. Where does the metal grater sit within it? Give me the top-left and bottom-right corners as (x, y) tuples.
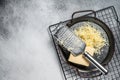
(54, 26), (86, 56)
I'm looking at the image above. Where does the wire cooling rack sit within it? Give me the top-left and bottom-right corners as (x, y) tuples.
(48, 6), (120, 80)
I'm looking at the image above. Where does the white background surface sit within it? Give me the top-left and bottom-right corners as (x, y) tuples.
(0, 0), (120, 80)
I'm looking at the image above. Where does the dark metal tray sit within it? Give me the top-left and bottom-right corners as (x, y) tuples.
(48, 6), (120, 80)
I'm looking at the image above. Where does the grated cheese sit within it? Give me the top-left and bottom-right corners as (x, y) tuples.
(74, 23), (107, 53)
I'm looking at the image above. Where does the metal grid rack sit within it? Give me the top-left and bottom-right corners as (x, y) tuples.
(48, 6), (120, 80)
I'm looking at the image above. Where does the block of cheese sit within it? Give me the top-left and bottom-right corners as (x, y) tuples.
(68, 47), (95, 67)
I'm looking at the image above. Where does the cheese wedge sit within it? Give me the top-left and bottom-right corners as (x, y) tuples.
(68, 47), (95, 67)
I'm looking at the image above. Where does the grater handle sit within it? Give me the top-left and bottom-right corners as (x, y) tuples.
(83, 51), (108, 75)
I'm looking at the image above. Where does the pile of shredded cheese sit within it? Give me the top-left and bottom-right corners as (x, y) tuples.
(74, 23), (107, 53)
